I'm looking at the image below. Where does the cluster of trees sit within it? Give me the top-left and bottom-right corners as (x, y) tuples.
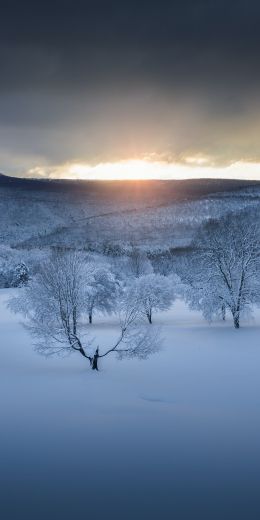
(0, 245), (51, 288)
(8, 211), (260, 373)
(177, 213), (260, 329)
(9, 249), (175, 370)
(0, 261), (29, 288)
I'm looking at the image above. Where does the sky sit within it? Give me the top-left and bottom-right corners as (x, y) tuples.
(1, 0), (260, 180)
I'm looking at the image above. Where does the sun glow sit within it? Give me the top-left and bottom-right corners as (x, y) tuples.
(67, 160), (167, 180)
(28, 158), (260, 181)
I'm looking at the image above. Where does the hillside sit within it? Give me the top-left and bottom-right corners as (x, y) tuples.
(0, 173), (259, 252)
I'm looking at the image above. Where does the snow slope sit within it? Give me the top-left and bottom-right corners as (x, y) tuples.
(0, 178), (259, 251)
(1, 289), (260, 519)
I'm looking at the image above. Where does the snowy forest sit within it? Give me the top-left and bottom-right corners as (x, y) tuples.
(1, 176), (260, 368)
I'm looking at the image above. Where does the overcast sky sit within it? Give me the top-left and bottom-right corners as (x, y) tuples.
(1, 0), (260, 179)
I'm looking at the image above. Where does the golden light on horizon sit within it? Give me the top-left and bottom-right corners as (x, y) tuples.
(68, 160), (169, 180)
(28, 158), (260, 181)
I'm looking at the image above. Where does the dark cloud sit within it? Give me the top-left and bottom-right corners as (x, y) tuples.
(1, 1), (260, 175)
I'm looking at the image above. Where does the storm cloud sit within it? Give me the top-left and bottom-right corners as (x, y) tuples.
(1, 0), (260, 176)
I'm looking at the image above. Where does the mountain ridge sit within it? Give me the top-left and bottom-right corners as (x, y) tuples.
(0, 171), (259, 203)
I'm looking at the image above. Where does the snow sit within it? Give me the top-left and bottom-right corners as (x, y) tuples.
(1, 182), (259, 251)
(1, 289), (260, 519)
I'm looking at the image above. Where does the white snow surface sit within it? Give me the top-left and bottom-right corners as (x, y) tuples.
(1, 289), (260, 519)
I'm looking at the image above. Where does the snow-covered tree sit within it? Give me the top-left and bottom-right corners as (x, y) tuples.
(148, 249), (176, 276)
(84, 263), (118, 323)
(180, 215), (260, 328)
(11, 262), (29, 287)
(9, 252), (160, 371)
(126, 273), (175, 324)
(126, 247), (153, 278)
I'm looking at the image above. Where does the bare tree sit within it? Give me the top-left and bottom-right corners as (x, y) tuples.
(179, 214), (260, 328)
(9, 251), (160, 370)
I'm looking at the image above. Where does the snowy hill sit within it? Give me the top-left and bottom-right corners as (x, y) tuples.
(0, 173), (259, 252)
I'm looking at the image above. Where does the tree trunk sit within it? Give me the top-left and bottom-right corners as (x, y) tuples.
(92, 348), (99, 370)
(221, 303), (226, 321)
(233, 312), (240, 329)
(147, 311), (152, 324)
(73, 308), (77, 334)
(92, 356), (98, 370)
(89, 312), (92, 324)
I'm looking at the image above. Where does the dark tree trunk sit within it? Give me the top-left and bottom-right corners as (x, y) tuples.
(92, 348), (99, 370)
(147, 310), (152, 324)
(92, 357), (98, 370)
(89, 312), (92, 324)
(233, 313), (240, 329)
(73, 308), (77, 334)
(221, 303), (226, 321)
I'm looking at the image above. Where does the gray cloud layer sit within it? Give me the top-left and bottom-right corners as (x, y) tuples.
(1, 1), (260, 175)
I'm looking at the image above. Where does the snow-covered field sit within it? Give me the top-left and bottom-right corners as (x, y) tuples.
(1, 288), (260, 519)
